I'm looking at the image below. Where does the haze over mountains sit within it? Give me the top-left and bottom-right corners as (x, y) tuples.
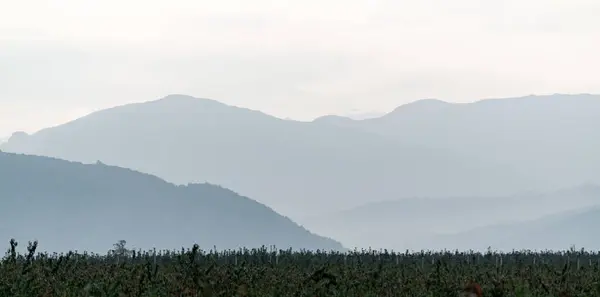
(340, 111), (386, 120)
(3, 93), (600, 251)
(316, 94), (600, 190)
(422, 203), (600, 252)
(0, 94), (533, 220)
(305, 183), (600, 250)
(0, 151), (343, 253)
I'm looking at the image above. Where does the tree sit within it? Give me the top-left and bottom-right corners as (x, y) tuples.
(112, 240), (130, 257)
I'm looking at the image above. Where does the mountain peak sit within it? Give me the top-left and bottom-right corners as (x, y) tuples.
(7, 131), (29, 142)
(148, 94), (229, 108)
(143, 95), (280, 120)
(10, 131), (28, 137)
(156, 94), (214, 102)
(388, 98), (451, 115)
(312, 114), (355, 123)
(75, 94), (264, 122)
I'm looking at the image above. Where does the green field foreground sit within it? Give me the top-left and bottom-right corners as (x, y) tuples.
(1, 240), (599, 296)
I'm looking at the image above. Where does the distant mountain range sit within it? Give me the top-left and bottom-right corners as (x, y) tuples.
(315, 94), (600, 190)
(0, 152), (344, 253)
(3, 93), (600, 251)
(342, 111), (386, 120)
(304, 183), (600, 250)
(0, 94), (533, 221)
(424, 204), (600, 251)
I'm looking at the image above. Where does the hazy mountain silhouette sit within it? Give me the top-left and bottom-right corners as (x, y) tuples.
(324, 94), (600, 190)
(0, 151), (344, 253)
(313, 112), (385, 123)
(427, 204), (600, 251)
(305, 184), (600, 250)
(343, 111), (386, 120)
(312, 115), (356, 126)
(0, 94), (531, 221)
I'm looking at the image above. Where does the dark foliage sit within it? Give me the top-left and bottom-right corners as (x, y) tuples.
(2, 240), (599, 296)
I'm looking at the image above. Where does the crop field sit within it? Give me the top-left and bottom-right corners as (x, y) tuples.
(1, 240), (600, 297)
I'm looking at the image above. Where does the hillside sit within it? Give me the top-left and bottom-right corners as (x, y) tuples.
(327, 94), (600, 190)
(304, 184), (600, 250)
(0, 152), (344, 253)
(0, 94), (532, 221)
(426, 205), (600, 251)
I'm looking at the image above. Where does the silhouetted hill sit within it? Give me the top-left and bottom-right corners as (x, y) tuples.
(332, 94), (600, 190)
(312, 115), (356, 125)
(428, 205), (600, 251)
(0, 152), (344, 253)
(388, 98), (451, 114)
(0, 95), (532, 221)
(304, 184), (600, 250)
(342, 111), (386, 120)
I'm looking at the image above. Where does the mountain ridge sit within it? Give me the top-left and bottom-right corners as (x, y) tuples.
(426, 204), (600, 251)
(0, 151), (344, 253)
(320, 93), (600, 191)
(311, 93), (600, 126)
(1, 94), (533, 221)
(303, 183), (600, 250)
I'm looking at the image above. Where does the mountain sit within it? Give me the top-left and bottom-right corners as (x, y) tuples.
(427, 205), (600, 251)
(313, 112), (385, 124)
(343, 111), (386, 120)
(0, 151), (344, 253)
(312, 115), (356, 126)
(0, 94), (532, 221)
(303, 184), (600, 250)
(324, 94), (600, 190)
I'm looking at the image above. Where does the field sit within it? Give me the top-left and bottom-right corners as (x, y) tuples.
(1, 240), (600, 296)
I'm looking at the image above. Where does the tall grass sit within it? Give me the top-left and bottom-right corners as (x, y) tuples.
(1, 240), (598, 296)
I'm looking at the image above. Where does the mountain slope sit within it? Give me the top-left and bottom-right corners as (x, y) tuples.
(335, 94), (600, 190)
(304, 184), (600, 250)
(428, 205), (600, 251)
(0, 151), (344, 253)
(0, 94), (533, 220)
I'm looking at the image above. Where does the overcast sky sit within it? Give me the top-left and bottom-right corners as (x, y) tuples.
(2, 0), (600, 136)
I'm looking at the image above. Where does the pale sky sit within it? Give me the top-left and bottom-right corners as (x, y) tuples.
(2, 0), (600, 136)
